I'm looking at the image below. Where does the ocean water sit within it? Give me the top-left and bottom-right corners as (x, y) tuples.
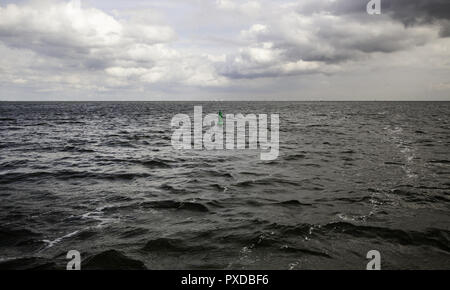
(0, 101), (449, 270)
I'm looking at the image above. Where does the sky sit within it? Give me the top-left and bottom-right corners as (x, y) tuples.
(0, 0), (449, 101)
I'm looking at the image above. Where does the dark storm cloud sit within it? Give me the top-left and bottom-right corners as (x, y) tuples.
(383, 0), (450, 24)
(298, 0), (450, 37)
(383, 0), (450, 37)
(299, 0), (450, 21)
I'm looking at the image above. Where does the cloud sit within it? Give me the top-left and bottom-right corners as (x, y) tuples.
(0, 1), (124, 53)
(216, 0), (261, 16)
(383, 0), (450, 37)
(219, 4), (437, 79)
(296, 0), (450, 37)
(0, 0), (225, 89)
(0, 0), (448, 100)
(383, 0), (450, 24)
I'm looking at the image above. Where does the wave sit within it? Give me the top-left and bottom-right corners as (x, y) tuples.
(0, 227), (45, 254)
(82, 250), (146, 270)
(283, 153), (307, 161)
(0, 160), (29, 170)
(120, 227), (149, 239)
(141, 200), (210, 213)
(0, 170), (151, 184)
(275, 200), (313, 207)
(138, 158), (174, 168)
(234, 177), (302, 188)
(429, 160), (450, 164)
(320, 222), (450, 252)
(141, 237), (210, 253)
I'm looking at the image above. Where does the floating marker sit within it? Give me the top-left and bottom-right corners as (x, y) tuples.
(218, 111), (223, 125)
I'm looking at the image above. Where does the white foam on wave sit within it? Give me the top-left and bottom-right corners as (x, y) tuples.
(81, 205), (121, 228)
(40, 205), (121, 252)
(42, 230), (80, 250)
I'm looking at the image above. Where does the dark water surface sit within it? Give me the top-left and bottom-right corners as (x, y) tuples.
(0, 102), (449, 269)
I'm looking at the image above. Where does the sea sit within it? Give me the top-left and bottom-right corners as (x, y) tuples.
(0, 101), (449, 269)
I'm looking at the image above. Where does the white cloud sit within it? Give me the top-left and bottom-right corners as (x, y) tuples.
(0, 0), (124, 48)
(216, 0), (261, 16)
(0, 0), (225, 91)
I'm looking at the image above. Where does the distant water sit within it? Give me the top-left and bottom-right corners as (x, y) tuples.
(0, 102), (449, 270)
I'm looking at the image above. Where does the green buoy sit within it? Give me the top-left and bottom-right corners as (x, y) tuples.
(218, 111), (223, 125)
